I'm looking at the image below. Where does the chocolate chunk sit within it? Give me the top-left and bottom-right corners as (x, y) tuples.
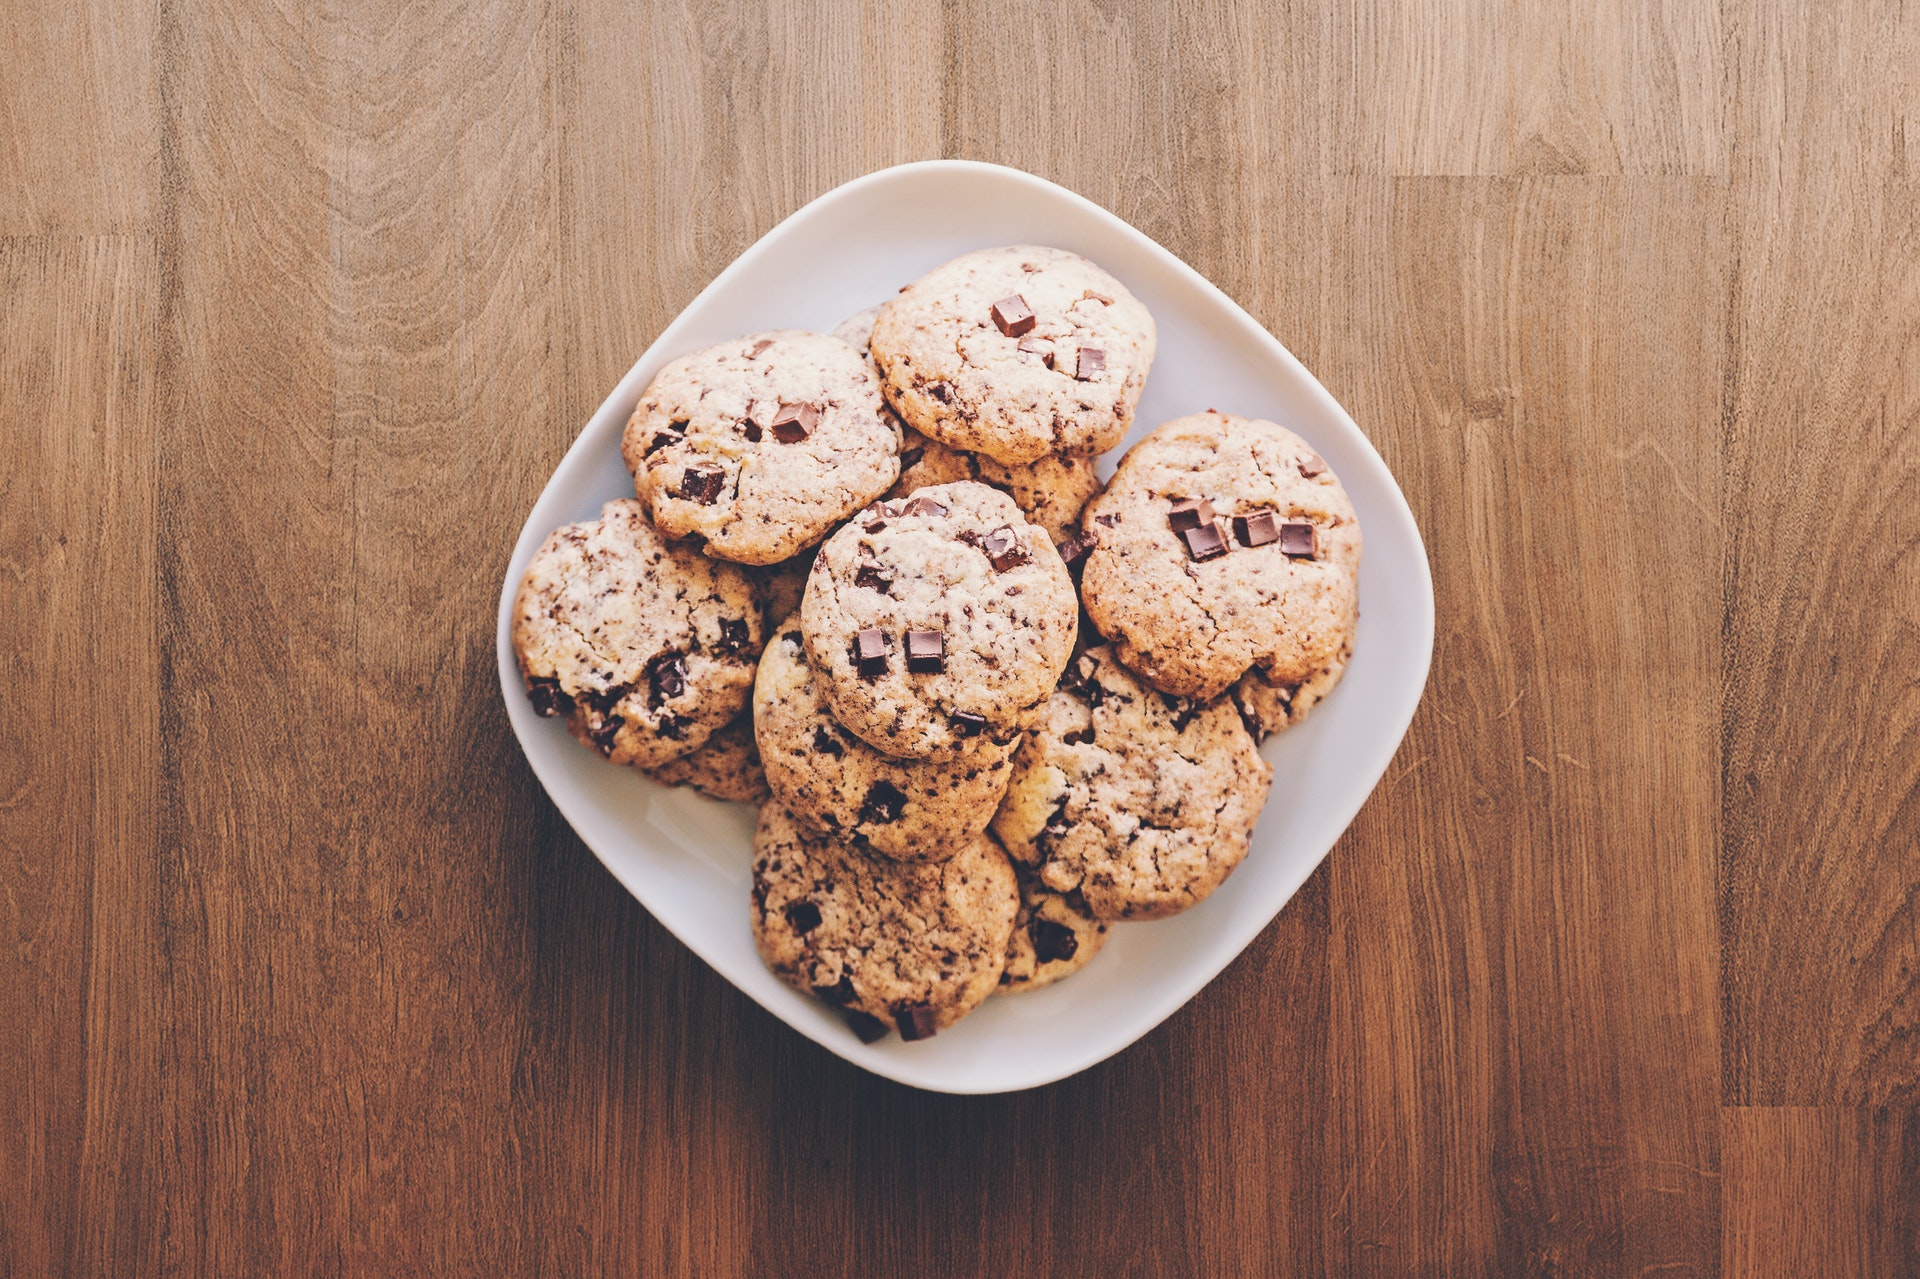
(748, 337), (776, 357)
(782, 630), (803, 648)
(1030, 918), (1080, 964)
(1016, 334), (1054, 368)
(855, 563), (894, 594)
(668, 418), (689, 433)
(1039, 800), (1072, 847)
(860, 780), (908, 824)
(950, 710), (988, 736)
(894, 1004), (938, 1042)
(905, 629), (944, 673)
(1161, 693), (1198, 731)
(770, 401), (818, 444)
(581, 683), (628, 715)
(740, 419), (762, 442)
(979, 525), (1029, 572)
(526, 676), (570, 717)
(717, 617), (752, 654)
(1298, 452), (1327, 478)
(845, 1010), (891, 1043)
(646, 651), (686, 706)
(811, 725), (845, 757)
(644, 431), (678, 456)
(1095, 513), (1118, 528)
(990, 294), (1037, 337)
(854, 628), (890, 678)
(589, 716), (624, 755)
(814, 975), (857, 1005)
(1182, 523), (1229, 562)
(1074, 347), (1105, 380)
(900, 495), (948, 518)
(1056, 529), (1097, 568)
(785, 901), (823, 934)
(676, 463), (725, 504)
(899, 446), (924, 471)
(1167, 498), (1215, 533)
(655, 713), (688, 740)
(1062, 727), (1095, 746)
(928, 381), (951, 403)
(1278, 522), (1318, 558)
(1233, 510), (1279, 548)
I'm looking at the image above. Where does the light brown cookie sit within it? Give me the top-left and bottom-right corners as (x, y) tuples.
(869, 246), (1156, 465)
(643, 713), (769, 803)
(511, 499), (762, 768)
(751, 551), (814, 634)
(997, 870), (1109, 993)
(1079, 411), (1361, 701)
(621, 330), (900, 564)
(991, 646), (1271, 920)
(754, 619), (1017, 860)
(800, 480), (1078, 758)
(1233, 633), (1354, 741)
(751, 803), (1018, 1042)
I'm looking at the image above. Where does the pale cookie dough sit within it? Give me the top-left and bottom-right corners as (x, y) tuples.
(643, 713), (769, 803)
(992, 646), (1272, 921)
(1079, 411), (1361, 701)
(998, 869), (1109, 993)
(754, 620), (1017, 861)
(751, 803), (1018, 1042)
(869, 246), (1156, 465)
(801, 480), (1078, 758)
(511, 499), (762, 768)
(622, 330), (900, 564)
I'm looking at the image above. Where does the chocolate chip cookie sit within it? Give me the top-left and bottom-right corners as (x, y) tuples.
(1233, 632), (1353, 741)
(869, 246), (1156, 465)
(1079, 411), (1361, 701)
(622, 330), (900, 564)
(643, 713), (769, 803)
(751, 802), (1018, 1042)
(800, 480), (1078, 758)
(511, 499), (762, 768)
(991, 646), (1271, 920)
(998, 870), (1109, 993)
(754, 620), (1017, 860)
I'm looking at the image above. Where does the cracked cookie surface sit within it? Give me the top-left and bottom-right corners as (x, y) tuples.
(869, 246), (1155, 465)
(1080, 411), (1362, 701)
(991, 646), (1271, 920)
(621, 330), (900, 564)
(800, 480), (1077, 759)
(511, 499), (762, 768)
(836, 305), (1103, 543)
(751, 803), (1018, 1040)
(754, 620), (1017, 860)
(643, 713), (768, 803)
(998, 869), (1109, 993)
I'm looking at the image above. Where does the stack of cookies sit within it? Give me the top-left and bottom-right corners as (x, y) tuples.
(511, 245), (1363, 1044)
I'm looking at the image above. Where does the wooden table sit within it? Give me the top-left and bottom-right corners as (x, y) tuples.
(5, 2), (1916, 1274)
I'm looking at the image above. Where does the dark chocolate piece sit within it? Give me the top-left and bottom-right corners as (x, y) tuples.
(855, 563), (894, 594)
(655, 713), (688, 740)
(905, 629), (944, 673)
(1182, 523), (1228, 562)
(770, 401), (817, 444)
(1016, 334), (1054, 367)
(646, 652), (686, 706)
(667, 418), (689, 433)
(854, 628), (890, 678)
(949, 710), (988, 736)
(814, 975), (857, 1005)
(740, 418), (762, 442)
(676, 463), (725, 504)
(1030, 918), (1080, 964)
(860, 780), (908, 824)
(1160, 693), (1198, 731)
(1298, 452), (1327, 478)
(581, 683), (628, 715)
(990, 294), (1036, 337)
(1167, 498), (1215, 534)
(748, 337), (775, 357)
(589, 716), (624, 755)
(899, 446), (924, 471)
(928, 381), (952, 402)
(1095, 513), (1118, 528)
(1233, 510), (1279, 548)
(1074, 347), (1105, 380)
(845, 1010), (891, 1043)
(900, 495), (947, 518)
(784, 900), (823, 933)
(979, 526), (1029, 572)
(644, 431), (677, 456)
(526, 676), (570, 717)
(1055, 528), (1097, 568)
(1278, 522), (1318, 558)
(894, 1004), (938, 1042)
(717, 617), (752, 654)
(811, 725), (844, 757)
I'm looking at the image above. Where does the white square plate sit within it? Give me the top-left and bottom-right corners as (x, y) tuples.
(496, 161), (1433, 1094)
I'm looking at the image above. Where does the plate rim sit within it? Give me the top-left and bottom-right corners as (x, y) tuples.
(494, 159), (1435, 1094)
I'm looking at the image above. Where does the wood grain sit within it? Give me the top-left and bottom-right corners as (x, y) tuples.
(2, 0), (1917, 1273)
